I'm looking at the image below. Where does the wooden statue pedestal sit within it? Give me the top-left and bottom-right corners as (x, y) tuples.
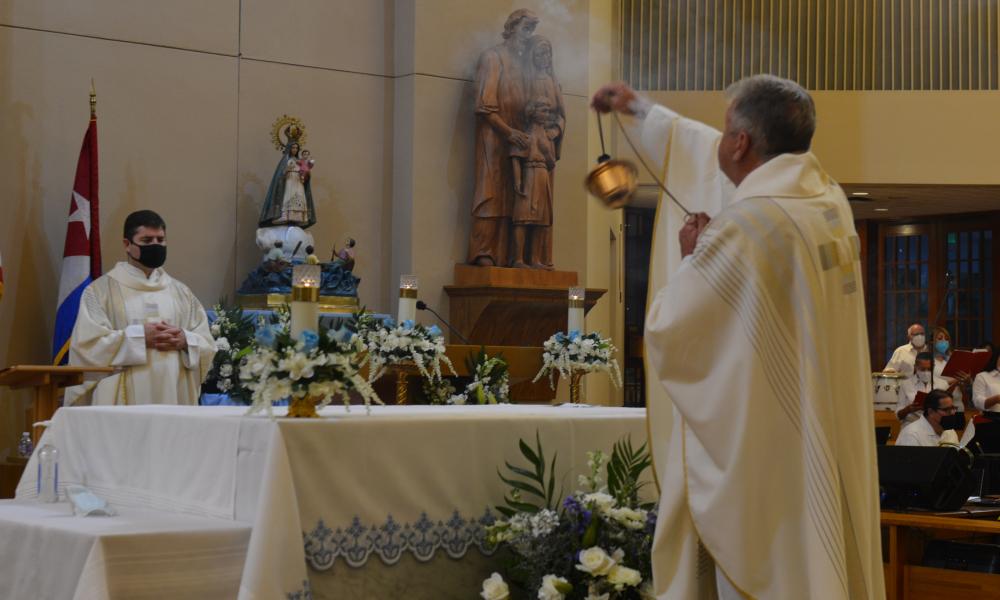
(444, 264), (605, 346)
(443, 265), (605, 402)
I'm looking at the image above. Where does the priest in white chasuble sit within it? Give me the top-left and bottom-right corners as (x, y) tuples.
(594, 76), (884, 600)
(66, 210), (215, 406)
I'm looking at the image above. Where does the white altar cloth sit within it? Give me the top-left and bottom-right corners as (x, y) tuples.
(16, 404), (647, 599)
(0, 499), (250, 600)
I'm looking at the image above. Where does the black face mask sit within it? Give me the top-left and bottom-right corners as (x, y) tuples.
(131, 242), (167, 269)
(939, 414), (964, 431)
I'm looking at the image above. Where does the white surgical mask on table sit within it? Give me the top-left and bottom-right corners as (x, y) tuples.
(916, 370), (932, 384)
(912, 334), (925, 348)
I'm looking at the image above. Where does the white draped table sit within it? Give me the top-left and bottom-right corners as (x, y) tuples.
(15, 404), (646, 599)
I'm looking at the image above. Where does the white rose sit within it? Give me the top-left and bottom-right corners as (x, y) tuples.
(537, 574), (571, 600)
(481, 572), (510, 600)
(576, 546), (616, 576)
(606, 565), (643, 589)
(608, 507), (647, 529)
(583, 492), (616, 514)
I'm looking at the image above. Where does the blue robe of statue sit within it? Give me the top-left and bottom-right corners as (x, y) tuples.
(258, 142), (317, 229)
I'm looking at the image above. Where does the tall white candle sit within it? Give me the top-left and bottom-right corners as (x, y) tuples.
(398, 274), (418, 323)
(291, 264), (321, 339)
(568, 287), (585, 334)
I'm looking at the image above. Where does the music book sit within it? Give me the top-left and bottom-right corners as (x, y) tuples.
(941, 350), (993, 378)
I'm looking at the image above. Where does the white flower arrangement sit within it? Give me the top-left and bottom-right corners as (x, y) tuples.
(204, 303), (257, 404)
(533, 331), (622, 390)
(425, 350), (511, 405)
(240, 321), (382, 417)
(482, 434), (654, 600)
(357, 316), (455, 383)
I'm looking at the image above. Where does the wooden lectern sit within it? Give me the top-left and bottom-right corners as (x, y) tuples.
(0, 365), (114, 444)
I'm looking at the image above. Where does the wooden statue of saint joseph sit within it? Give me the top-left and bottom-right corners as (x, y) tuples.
(467, 9), (565, 270)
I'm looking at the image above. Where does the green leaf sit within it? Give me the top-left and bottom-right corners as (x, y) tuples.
(498, 473), (546, 500)
(504, 462), (541, 481)
(518, 438), (541, 468)
(547, 452), (557, 510)
(496, 506), (516, 518)
(581, 516), (600, 547)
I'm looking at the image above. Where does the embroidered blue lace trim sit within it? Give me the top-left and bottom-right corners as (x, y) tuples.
(303, 509), (497, 569)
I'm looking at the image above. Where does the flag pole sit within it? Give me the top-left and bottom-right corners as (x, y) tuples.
(89, 79), (97, 120)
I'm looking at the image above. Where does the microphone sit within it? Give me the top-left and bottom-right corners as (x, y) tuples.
(416, 300), (471, 345)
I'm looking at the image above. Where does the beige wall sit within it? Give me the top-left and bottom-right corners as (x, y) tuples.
(644, 90), (1000, 185)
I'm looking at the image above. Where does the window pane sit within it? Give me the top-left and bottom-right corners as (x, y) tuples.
(921, 236), (929, 261)
(973, 231), (981, 260)
(961, 232), (970, 260)
(970, 291), (981, 318)
(909, 236), (919, 261)
(972, 262), (983, 288)
(948, 233), (958, 260)
(920, 264), (929, 288)
(919, 292), (928, 317)
(897, 237), (906, 260)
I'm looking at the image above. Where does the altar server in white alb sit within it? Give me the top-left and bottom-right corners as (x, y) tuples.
(593, 75), (884, 599)
(67, 210), (215, 405)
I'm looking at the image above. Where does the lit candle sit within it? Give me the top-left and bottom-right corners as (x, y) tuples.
(290, 264), (321, 339)
(568, 287), (585, 335)
(398, 274), (418, 323)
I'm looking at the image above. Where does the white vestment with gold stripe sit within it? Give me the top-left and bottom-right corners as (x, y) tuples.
(643, 130), (885, 599)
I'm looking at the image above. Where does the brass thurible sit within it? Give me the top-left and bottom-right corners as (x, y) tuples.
(584, 111), (692, 217)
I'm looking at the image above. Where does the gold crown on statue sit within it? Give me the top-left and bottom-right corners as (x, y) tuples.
(270, 114), (308, 150)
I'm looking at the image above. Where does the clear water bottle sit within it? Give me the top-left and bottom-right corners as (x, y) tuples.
(17, 432), (33, 458)
(37, 444), (59, 503)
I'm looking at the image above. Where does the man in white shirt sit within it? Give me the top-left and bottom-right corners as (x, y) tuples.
(896, 352), (934, 424)
(896, 390), (960, 447)
(884, 323), (927, 376)
(973, 349), (1000, 412)
(67, 210), (215, 405)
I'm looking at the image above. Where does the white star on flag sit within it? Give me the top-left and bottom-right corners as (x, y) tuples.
(69, 191), (91, 240)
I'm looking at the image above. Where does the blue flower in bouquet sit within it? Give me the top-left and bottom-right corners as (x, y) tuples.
(427, 324), (442, 338)
(568, 329), (581, 340)
(298, 330), (319, 352)
(563, 495), (593, 534)
(383, 317), (397, 329)
(255, 325), (277, 348)
(402, 319), (415, 329)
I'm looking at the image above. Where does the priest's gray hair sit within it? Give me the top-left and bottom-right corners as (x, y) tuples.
(726, 75), (816, 159)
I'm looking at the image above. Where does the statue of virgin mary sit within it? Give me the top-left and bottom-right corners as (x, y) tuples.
(258, 133), (317, 228)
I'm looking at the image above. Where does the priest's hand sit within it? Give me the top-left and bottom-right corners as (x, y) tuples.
(156, 325), (188, 352)
(145, 322), (187, 351)
(591, 82), (650, 117)
(144, 322), (171, 349)
(680, 212), (711, 258)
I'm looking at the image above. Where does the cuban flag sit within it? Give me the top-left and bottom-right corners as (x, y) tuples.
(52, 115), (100, 365)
